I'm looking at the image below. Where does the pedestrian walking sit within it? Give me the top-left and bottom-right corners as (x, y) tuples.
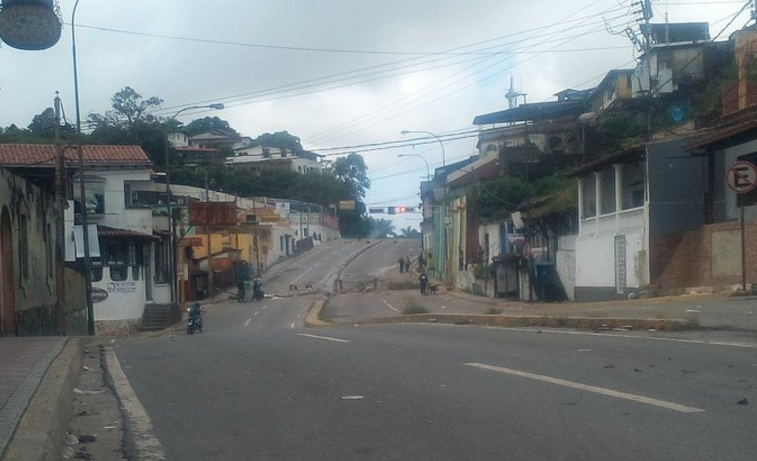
(236, 260), (251, 302)
(404, 255), (411, 273)
(419, 272), (429, 295)
(398, 256), (405, 273)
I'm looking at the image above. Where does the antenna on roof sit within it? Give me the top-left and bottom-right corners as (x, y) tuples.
(505, 76), (527, 110)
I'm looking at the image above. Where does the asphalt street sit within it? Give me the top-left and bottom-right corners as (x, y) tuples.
(110, 239), (757, 461)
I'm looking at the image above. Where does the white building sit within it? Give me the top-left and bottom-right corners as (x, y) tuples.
(227, 145), (324, 174)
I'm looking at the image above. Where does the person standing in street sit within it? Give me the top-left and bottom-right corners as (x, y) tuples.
(398, 256), (405, 273)
(419, 272), (429, 295)
(236, 260), (251, 302)
(405, 255), (411, 273)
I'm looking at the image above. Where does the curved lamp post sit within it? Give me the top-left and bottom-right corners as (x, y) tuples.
(401, 130), (446, 167)
(166, 104), (224, 304)
(398, 154), (430, 181)
(401, 130), (450, 284)
(70, 0), (98, 335)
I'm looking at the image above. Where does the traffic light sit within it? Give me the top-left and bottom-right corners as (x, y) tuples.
(388, 206), (414, 214)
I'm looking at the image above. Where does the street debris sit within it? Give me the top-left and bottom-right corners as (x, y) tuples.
(736, 398), (749, 406)
(603, 364), (615, 369)
(685, 309), (700, 313)
(65, 433), (79, 445)
(79, 434), (97, 443)
(73, 388), (104, 395)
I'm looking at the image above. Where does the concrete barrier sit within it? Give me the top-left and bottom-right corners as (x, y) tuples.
(3, 338), (82, 461)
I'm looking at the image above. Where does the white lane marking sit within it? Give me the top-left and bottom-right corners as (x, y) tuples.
(104, 347), (167, 460)
(290, 322), (296, 329)
(262, 305), (268, 310)
(253, 311), (260, 316)
(244, 318), (252, 328)
(465, 362), (705, 414)
(383, 299), (400, 313)
(298, 333), (350, 343)
(486, 327), (757, 349)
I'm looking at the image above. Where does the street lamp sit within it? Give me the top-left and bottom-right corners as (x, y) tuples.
(401, 130), (450, 284)
(71, 0), (97, 335)
(166, 104), (224, 305)
(401, 130), (446, 167)
(398, 154), (430, 181)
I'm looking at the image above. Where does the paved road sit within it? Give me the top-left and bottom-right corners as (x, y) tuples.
(112, 239), (757, 460)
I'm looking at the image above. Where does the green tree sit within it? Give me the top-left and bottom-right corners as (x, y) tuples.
(87, 87), (168, 166)
(254, 131), (303, 152)
(184, 116), (238, 136)
(370, 218), (396, 238)
(110, 86), (163, 125)
(332, 153), (370, 199)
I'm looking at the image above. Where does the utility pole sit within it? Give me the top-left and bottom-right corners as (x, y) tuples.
(53, 93), (66, 335)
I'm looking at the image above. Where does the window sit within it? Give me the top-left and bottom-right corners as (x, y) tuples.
(125, 182), (157, 209)
(91, 266), (104, 282)
(132, 266), (141, 281)
(73, 176), (106, 216)
(110, 266), (128, 281)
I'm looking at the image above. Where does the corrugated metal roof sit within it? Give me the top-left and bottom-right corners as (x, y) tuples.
(472, 101), (586, 125)
(0, 144), (151, 167)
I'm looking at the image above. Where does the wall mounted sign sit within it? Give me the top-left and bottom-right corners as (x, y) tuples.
(727, 161), (757, 194)
(91, 287), (109, 303)
(0, 1), (62, 51)
(108, 281), (138, 293)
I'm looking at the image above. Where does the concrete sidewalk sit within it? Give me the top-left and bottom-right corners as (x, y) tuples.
(0, 337), (82, 461)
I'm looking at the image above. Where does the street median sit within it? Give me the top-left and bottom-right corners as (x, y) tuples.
(337, 313), (693, 331)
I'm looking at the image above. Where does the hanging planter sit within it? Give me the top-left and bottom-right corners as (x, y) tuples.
(0, 0), (62, 50)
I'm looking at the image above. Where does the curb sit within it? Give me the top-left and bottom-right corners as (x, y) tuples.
(2, 338), (82, 461)
(344, 314), (692, 331)
(305, 299), (332, 327)
(102, 346), (166, 460)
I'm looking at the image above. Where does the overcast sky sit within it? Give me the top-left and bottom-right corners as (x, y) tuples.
(0, 0), (751, 231)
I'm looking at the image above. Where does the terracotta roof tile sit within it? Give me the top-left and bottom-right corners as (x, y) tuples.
(97, 225), (160, 240)
(0, 144), (151, 167)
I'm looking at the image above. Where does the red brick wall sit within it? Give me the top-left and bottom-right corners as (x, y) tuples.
(651, 221), (757, 289)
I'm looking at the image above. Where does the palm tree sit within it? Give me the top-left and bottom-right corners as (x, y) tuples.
(399, 226), (421, 238)
(371, 218), (396, 238)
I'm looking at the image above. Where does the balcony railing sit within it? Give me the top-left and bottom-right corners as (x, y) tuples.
(581, 206), (644, 236)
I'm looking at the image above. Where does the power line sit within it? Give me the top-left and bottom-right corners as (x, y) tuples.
(145, 2), (633, 118)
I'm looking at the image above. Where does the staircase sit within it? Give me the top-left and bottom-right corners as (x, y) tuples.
(140, 303), (182, 332)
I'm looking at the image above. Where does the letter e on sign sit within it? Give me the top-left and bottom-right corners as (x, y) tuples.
(727, 161), (757, 194)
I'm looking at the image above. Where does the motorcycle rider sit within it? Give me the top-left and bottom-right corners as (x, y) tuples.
(188, 302), (204, 332)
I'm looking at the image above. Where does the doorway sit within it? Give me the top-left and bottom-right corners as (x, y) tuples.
(1, 207), (16, 336)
